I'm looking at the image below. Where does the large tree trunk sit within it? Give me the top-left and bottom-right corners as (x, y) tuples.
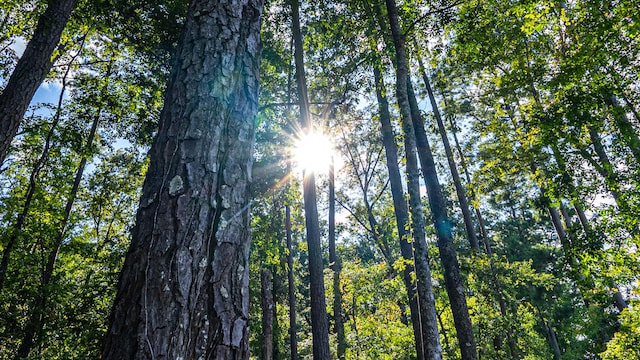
(383, 1), (477, 358)
(288, 0), (331, 358)
(0, 0), (78, 164)
(415, 60), (479, 252)
(102, 0), (263, 358)
(373, 64), (426, 360)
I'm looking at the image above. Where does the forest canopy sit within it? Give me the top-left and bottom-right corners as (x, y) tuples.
(0, 0), (639, 359)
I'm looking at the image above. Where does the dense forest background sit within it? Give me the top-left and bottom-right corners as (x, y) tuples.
(0, 0), (639, 358)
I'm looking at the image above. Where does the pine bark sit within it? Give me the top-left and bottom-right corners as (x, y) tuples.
(0, 0), (78, 164)
(288, 0), (331, 358)
(383, 1), (477, 358)
(102, 0), (263, 358)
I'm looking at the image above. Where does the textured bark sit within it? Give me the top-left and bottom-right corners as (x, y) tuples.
(329, 156), (347, 359)
(384, 1), (476, 358)
(0, 0), (78, 164)
(285, 203), (298, 360)
(415, 60), (479, 252)
(102, 0), (263, 358)
(373, 65), (426, 360)
(261, 269), (274, 360)
(289, 0), (331, 358)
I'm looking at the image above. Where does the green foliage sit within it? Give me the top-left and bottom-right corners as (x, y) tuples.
(601, 303), (640, 360)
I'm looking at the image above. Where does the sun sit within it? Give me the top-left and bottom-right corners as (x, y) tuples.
(293, 131), (334, 175)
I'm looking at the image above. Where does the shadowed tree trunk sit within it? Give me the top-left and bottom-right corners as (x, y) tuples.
(102, 0), (263, 358)
(288, 0), (331, 358)
(0, 0), (78, 164)
(384, 1), (477, 358)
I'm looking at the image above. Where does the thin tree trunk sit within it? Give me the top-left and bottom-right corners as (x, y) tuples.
(0, 49), (81, 293)
(443, 103), (492, 255)
(16, 61), (107, 359)
(285, 202), (298, 360)
(288, 0), (331, 358)
(329, 155), (347, 359)
(550, 144), (629, 311)
(261, 269), (274, 360)
(402, 82), (444, 360)
(102, 0), (263, 358)
(546, 319), (562, 360)
(271, 265), (282, 360)
(415, 59), (479, 251)
(0, 0), (78, 164)
(587, 126), (626, 210)
(373, 64), (426, 360)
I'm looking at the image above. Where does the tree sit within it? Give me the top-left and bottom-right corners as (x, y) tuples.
(288, 0), (331, 358)
(101, 0), (264, 358)
(384, 0), (477, 358)
(0, 0), (78, 164)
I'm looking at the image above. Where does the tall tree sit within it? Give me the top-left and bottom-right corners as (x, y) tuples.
(383, 0), (477, 358)
(373, 63), (427, 360)
(260, 268), (275, 360)
(102, 0), (263, 358)
(414, 56), (480, 252)
(288, 0), (331, 358)
(329, 153), (347, 359)
(15, 57), (113, 360)
(0, 0), (78, 164)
